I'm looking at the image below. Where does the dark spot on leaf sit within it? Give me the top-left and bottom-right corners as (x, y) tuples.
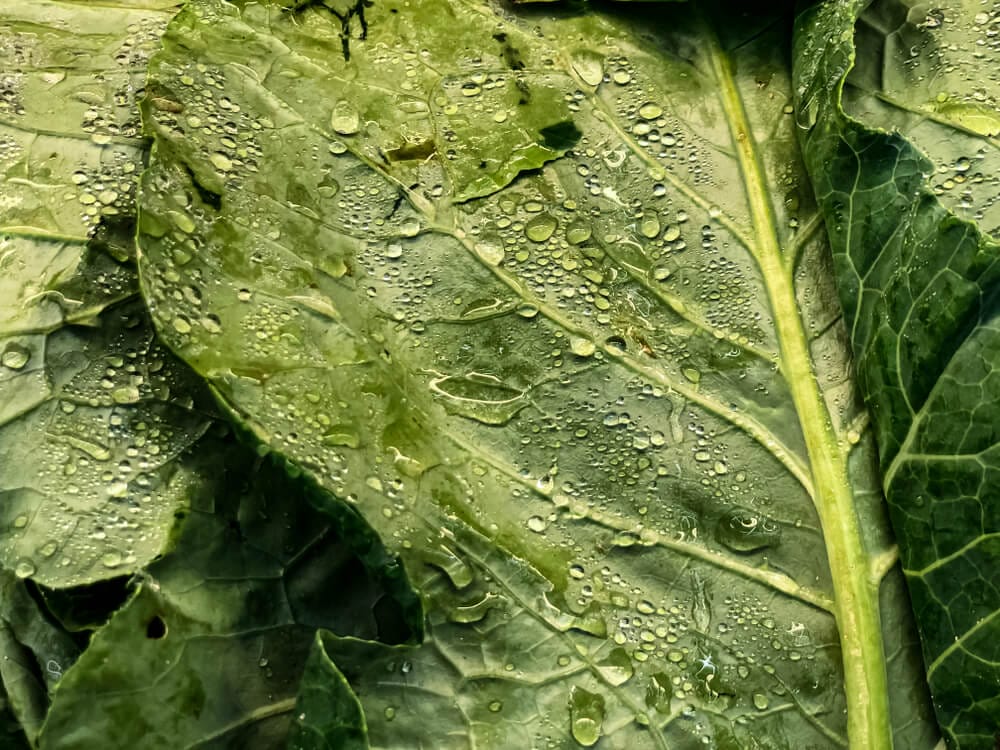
(146, 615), (167, 639)
(539, 121), (582, 151)
(183, 163), (222, 210)
(515, 78), (531, 105)
(384, 138), (436, 161)
(605, 335), (627, 352)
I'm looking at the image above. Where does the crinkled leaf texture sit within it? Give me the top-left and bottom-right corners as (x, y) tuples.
(794, 0), (1000, 747)
(1, 2), (408, 747)
(136, 0), (947, 747)
(38, 445), (408, 749)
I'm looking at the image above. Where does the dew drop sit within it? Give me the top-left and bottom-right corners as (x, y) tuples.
(330, 100), (361, 135)
(527, 515), (548, 533)
(14, 559), (36, 579)
(569, 686), (605, 747)
(638, 102), (663, 120)
(2, 343), (30, 370)
(525, 214), (557, 243)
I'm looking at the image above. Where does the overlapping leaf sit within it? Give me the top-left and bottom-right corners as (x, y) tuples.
(0, 0), (207, 588)
(38, 442), (410, 749)
(136, 0), (942, 746)
(794, 0), (1000, 746)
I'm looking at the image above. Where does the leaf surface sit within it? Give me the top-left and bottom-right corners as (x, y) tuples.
(0, 0), (211, 588)
(138, 0), (941, 747)
(794, 0), (1000, 746)
(38, 444), (398, 749)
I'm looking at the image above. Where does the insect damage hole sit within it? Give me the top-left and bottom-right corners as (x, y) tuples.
(146, 615), (167, 639)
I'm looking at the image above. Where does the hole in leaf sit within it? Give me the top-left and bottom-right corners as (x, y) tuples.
(146, 615), (167, 639)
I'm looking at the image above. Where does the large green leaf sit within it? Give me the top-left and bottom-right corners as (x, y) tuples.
(137, 0), (942, 746)
(794, 0), (1000, 747)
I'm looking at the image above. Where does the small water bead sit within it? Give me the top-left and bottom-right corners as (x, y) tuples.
(663, 223), (681, 241)
(488, 700), (503, 713)
(524, 214), (557, 242)
(612, 69), (632, 85)
(752, 693), (769, 710)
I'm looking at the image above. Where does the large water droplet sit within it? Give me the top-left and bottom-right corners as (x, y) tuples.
(430, 373), (527, 425)
(1, 343), (30, 370)
(525, 214), (557, 243)
(569, 686), (605, 747)
(571, 50), (605, 88)
(330, 100), (361, 135)
(716, 506), (782, 552)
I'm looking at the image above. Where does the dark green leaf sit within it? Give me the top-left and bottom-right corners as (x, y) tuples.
(794, 0), (1000, 747)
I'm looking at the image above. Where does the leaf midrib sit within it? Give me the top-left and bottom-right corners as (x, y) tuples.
(698, 14), (893, 750)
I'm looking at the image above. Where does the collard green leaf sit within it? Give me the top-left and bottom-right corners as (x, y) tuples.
(794, 0), (1000, 747)
(38, 440), (405, 749)
(0, 0), (213, 588)
(0, 572), (80, 745)
(137, 0), (944, 747)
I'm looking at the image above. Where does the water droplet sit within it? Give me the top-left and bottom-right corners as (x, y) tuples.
(2, 343), (30, 370)
(210, 152), (233, 171)
(476, 241), (505, 266)
(597, 648), (634, 686)
(330, 100), (360, 135)
(422, 545), (474, 589)
(14, 559), (35, 578)
(488, 700), (503, 713)
(663, 224), (681, 242)
(570, 337), (595, 357)
(571, 50), (605, 88)
(637, 217), (660, 242)
(569, 686), (605, 747)
(525, 214), (557, 243)
(566, 221), (592, 245)
(752, 693), (769, 710)
(682, 368), (701, 384)
(450, 592), (500, 623)
(612, 69), (632, 85)
(430, 373), (527, 425)
(716, 506), (782, 552)
(101, 550), (123, 568)
(527, 515), (548, 533)
(638, 102), (663, 120)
